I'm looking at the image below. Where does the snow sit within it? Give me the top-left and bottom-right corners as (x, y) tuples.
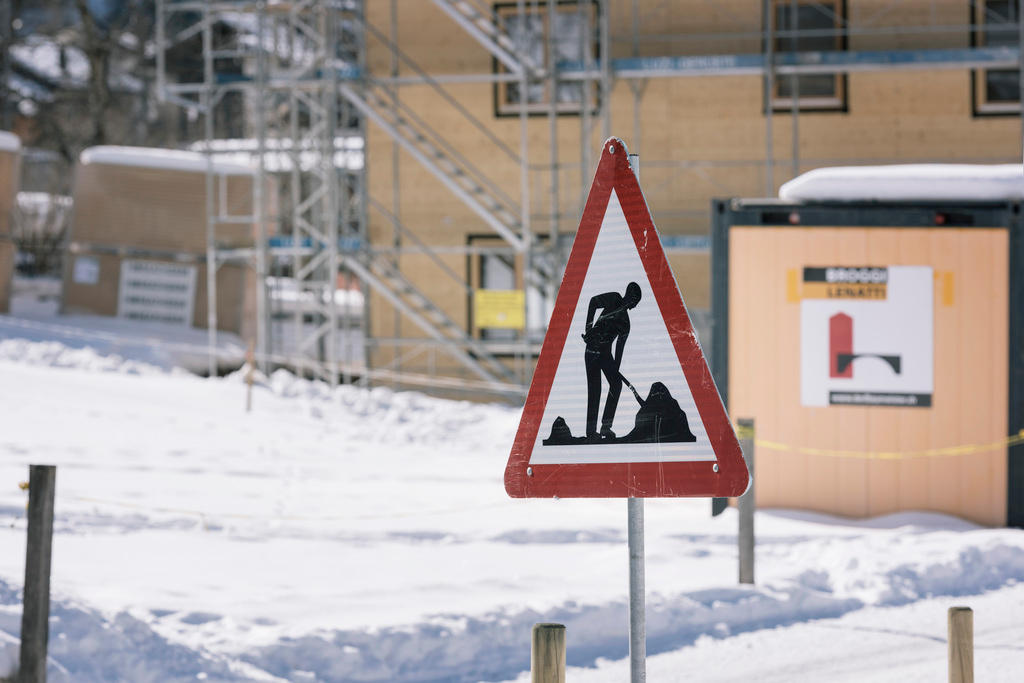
(4, 276), (365, 374)
(9, 37), (90, 88)
(3, 277), (246, 373)
(266, 277), (364, 316)
(1, 298), (1023, 680)
(80, 146), (258, 176)
(16, 192), (72, 212)
(189, 138), (365, 173)
(9, 34), (143, 96)
(0, 131), (21, 153)
(9, 74), (51, 107)
(779, 164), (1024, 202)
(547, 586), (1024, 683)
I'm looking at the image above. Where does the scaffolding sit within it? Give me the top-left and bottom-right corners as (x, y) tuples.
(155, 0), (1023, 397)
(157, 0), (365, 385)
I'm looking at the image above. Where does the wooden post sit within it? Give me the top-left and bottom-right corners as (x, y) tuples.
(737, 418), (755, 584)
(948, 606), (973, 683)
(245, 341), (255, 413)
(531, 623), (566, 683)
(19, 465), (56, 683)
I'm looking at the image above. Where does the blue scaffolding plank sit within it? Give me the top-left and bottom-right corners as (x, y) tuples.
(661, 235), (711, 251)
(268, 236), (363, 251)
(559, 46), (1021, 79)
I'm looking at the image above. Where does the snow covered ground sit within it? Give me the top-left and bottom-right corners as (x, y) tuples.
(3, 277), (365, 375)
(0, 333), (1023, 680)
(2, 277), (247, 373)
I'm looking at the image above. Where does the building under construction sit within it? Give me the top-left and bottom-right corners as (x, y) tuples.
(149, 0), (1022, 397)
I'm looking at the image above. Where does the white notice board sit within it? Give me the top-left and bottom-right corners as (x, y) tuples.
(800, 265), (933, 407)
(117, 260), (197, 327)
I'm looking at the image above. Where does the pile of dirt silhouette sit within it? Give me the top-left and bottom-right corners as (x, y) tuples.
(541, 382), (696, 446)
(619, 381), (696, 443)
(542, 416), (587, 445)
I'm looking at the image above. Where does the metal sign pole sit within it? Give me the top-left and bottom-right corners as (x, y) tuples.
(626, 151), (646, 683)
(627, 496), (646, 682)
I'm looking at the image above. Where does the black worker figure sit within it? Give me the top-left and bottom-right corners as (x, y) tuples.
(582, 282), (642, 441)
(542, 281), (698, 447)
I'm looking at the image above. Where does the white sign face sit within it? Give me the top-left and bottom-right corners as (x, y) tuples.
(800, 265), (933, 407)
(72, 255), (100, 285)
(117, 260), (197, 327)
(529, 190), (716, 465)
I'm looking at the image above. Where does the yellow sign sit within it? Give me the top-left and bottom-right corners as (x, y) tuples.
(474, 289), (525, 329)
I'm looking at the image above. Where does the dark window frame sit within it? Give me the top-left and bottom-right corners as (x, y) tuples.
(491, 0), (601, 119)
(466, 232), (571, 346)
(763, 0), (849, 114)
(970, 0), (1021, 117)
(467, 233), (522, 343)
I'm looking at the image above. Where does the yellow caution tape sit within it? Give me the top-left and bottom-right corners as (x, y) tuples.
(749, 429), (1024, 461)
(735, 423), (755, 441)
(17, 481), (29, 491)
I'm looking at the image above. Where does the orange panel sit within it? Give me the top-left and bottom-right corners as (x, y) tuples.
(729, 226), (1008, 525)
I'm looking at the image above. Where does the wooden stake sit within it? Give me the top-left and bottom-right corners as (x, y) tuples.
(531, 623), (566, 683)
(245, 341), (255, 413)
(19, 465), (56, 683)
(737, 418), (755, 584)
(948, 606), (973, 683)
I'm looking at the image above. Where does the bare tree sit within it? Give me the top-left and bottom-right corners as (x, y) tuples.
(8, 0), (166, 167)
(11, 192), (72, 276)
(73, 0), (115, 147)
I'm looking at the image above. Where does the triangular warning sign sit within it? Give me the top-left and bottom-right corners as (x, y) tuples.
(505, 138), (749, 498)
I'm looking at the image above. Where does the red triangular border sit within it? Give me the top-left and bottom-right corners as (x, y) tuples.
(504, 137), (749, 498)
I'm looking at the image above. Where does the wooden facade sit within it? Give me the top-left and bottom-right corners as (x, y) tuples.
(361, 1), (1021, 383)
(62, 148), (265, 338)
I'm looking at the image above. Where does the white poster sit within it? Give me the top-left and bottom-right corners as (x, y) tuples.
(72, 255), (100, 285)
(800, 265), (933, 408)
(117, 260), (197, 327)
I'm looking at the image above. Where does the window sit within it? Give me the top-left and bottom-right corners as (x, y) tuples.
(468, 233), (569, 346)
(972, 0), (1020, 115)
(493, 1), (599, 117)
(478, 251), (517, 341)
(769, 0), (847, 112)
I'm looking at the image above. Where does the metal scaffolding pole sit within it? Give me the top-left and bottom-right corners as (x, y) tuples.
(546, 0), (559, 310)
(201, 2), (218, 378)
(629, 0), (644, 154)
(354, 1), (371, 387)
(254, 0), (269, 374)
(324, 6), (341, 388)
(763, 0), (776, 196)
(518, 0), (532, 384)
(390, 0), (402, 384)
(600, 0), (611, 139)
(578, 0), (593, 206)
(789, 0), (800, 180)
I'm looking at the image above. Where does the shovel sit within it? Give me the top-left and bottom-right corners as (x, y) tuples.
(617, 370), (645, 407)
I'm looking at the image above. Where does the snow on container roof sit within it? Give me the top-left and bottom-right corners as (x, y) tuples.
(0, 131), (22, 153)
(779, 164), (1024, 202)
(80, 146), (257, 176)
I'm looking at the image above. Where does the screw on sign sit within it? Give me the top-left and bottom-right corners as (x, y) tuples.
(504, 138), (749, 683)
